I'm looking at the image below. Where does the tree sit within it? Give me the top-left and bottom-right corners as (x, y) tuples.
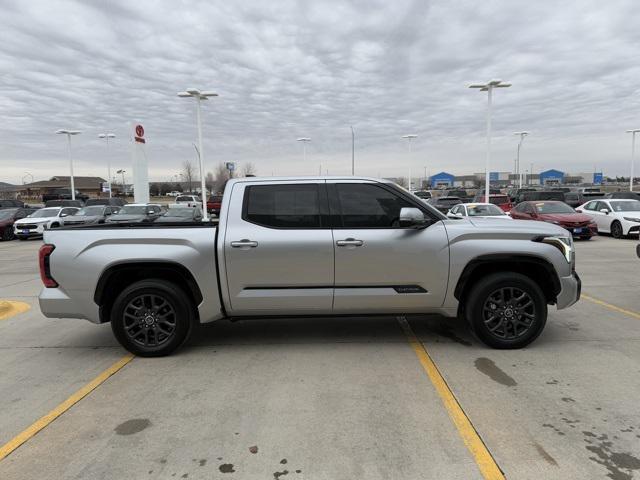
(214, 163), (230, 193)
(241, 162), (257, 177)
(182, 160), (196, 193)
(205, 172), (215, 193)
(396, 177), (408, 188)
(160, 183), (171, 195)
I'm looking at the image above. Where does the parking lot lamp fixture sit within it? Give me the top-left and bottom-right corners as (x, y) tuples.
(178, 88), (218, 221)
(56, 129), (82, 200)
(98, 133), (116, 197)
(117, 169), (126, 193)
(402, 135), (418, 191)
(514, 131), (529, 188)
(297, 138), (312, 171)
(469, 79), (512, 201)
(627, 129), (640, 192)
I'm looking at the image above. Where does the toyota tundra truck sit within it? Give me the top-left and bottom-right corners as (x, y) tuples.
(38, 177), (580, 356)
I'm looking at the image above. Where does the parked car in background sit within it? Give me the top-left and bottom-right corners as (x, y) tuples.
(166, 191), (182, 197)
(605, 191), (640, 201)
(0, 199), (25, 209)
(427, 196), (462, 214)
(175, 195), (202, 208)
(44, 199), (84, 208)
(84, 198), (127, 207)
(516, 190), (565, 204)
(0, 208), (38, 240)
(576, 199), (640, 238)
(447, 203), (512, 219)
(508, 187), (536, 202)
(550, 187), (572, 193)
(14, 207), (80, 239)
(206, 195), (224, 216)
(413, 190), (432, 200)
(155, 206), (203, 223)
(42, 189), (89, 203)
(472, 194), (513, 212)
(564, 191), (605, 208)
(510, 201), (597, 239)
(63, 205), (121, 225)
(105, 204), (164, 224)
(442, 189), (470, 201)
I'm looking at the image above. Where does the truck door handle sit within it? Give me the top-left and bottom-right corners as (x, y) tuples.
(231, 239), (258, 248)
(336, 238), (364, 247)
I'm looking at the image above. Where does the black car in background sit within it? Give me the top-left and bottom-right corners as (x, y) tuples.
(605, 191), (640, 201)
(427, 196), (462, 214)
(0, 199), (25, 209)
(508, 187), (537, 202)
(42, 189), (89, 203)
(155, 207), (203, 223)
(413, 190), (432, 200)
(84, 198), (127, 207)
(0, 207), (38, 240)
(516, 190), (565, 204)
(44, 199), (85, 208)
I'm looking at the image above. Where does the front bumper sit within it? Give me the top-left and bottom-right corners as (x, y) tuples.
(556, 271), (581, 309)
(14, 223), (46, 237)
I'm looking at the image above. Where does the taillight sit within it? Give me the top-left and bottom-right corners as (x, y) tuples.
(39, 244), (58, 288)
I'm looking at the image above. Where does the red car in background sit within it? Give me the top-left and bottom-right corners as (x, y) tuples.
(472, 193), (513, 212)
(0, 207), (38, 241)
(510, 201), (597, 239)
(206, 195), (223, 216)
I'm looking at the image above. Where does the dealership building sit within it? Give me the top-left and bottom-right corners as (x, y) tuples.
(426, 170), (603, 189)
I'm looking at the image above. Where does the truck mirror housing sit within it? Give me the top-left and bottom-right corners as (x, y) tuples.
(399, 207), (428, 228)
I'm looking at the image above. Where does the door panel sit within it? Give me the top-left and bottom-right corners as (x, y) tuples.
(330, 182), (450, 313)
(223, 181), (334, 315)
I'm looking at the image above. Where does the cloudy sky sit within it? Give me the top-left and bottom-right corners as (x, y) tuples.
(1, 0), (640, 184)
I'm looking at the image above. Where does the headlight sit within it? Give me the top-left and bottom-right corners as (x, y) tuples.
(535, 235), (574, 263)
(623, 217), (640, 223)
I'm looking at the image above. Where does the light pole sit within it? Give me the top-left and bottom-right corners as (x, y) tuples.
(98, 133), (115, 197)
(351, 126), (355, 175)
(627, 129), (640, 192)
(22, 172), (33, 184)
(178, 88), (218, 221)
(514, 131), (529, 188)
(469, 79), (512, 201)
(402, 134), (418, 191)
(117, 169), (126, 194)
(297, 138), (312, 173)
(56, 129), (82, 200)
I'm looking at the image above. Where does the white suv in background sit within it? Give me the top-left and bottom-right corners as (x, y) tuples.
(175, 195), (202, 208)
(14, 207), (79, 240)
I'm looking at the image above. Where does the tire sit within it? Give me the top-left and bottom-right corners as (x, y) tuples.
(110, 279), (195, 357)
(610, 220), (623, 239)
(50, 223), (60, 229)
(465, 272), (547, 349)
(2, 228), (14, 241)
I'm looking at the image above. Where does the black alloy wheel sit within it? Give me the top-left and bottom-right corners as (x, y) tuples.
(610, 220), (623, 239)
(466, 272), (547, 349)
(2, 228), (14, 241)
(111, 279), (194, 356)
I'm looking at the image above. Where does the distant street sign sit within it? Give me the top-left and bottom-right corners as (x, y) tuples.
(134, 124), (145, 143)
(100, 182), (111, 193)
(226, 162), (235, 172)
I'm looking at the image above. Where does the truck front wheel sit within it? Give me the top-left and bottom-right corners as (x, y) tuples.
(465, 272), (547, 349)
(111, 279), (194, 357)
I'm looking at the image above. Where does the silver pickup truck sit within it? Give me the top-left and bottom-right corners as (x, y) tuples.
(38, 177), (580, 356)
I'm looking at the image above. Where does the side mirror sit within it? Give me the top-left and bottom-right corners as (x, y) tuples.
(399, 207), (428, 228)
(147, 210), (155, 215)
(60, 213), (67, 217)
(599, 208), (610, 214)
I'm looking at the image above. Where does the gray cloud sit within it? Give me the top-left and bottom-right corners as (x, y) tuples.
(1, 0), (639, 183)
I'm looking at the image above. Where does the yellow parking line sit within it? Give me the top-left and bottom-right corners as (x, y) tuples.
(582, 294), (640, 320)
(397, 316), (505, 480)
(0, 354), (134, 462)
(0, 300), (30, 321)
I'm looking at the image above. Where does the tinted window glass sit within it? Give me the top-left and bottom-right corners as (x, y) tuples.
(336, 184), (412, 228)
(244, 184), (321, 228)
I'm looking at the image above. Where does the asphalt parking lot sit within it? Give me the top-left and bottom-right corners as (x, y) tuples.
(0, 236), (639, 480)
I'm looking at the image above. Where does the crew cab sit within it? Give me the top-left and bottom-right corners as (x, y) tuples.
(38, 177), (581, 356)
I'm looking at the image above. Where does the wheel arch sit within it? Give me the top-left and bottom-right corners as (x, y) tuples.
(94, 261), (203, 324)
(454, 254), (561, 311)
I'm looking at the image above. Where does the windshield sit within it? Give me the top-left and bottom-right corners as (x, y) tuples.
(0, 210), (16, 221)
(116, 206), (148, 215)
(177, 196), (199, 202)
(30, 209), (59, 218)
(610, 200), (640, 212)
(488, 195), (509, 205)
(535, 202), (575, 214)
(77, 206), (104, 216)
(163, 209), (195, 218)
(468, 204), (505, 216)
(439, 198), (460, 205)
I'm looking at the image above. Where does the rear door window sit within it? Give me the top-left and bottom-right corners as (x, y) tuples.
(243, 184), (322, 228)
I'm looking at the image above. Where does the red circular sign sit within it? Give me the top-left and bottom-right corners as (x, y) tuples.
(135, 125), (144, 137)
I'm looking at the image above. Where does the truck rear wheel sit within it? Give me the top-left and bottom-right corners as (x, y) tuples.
(465, 272), (547, 349)
(111, 279), (194, 357)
